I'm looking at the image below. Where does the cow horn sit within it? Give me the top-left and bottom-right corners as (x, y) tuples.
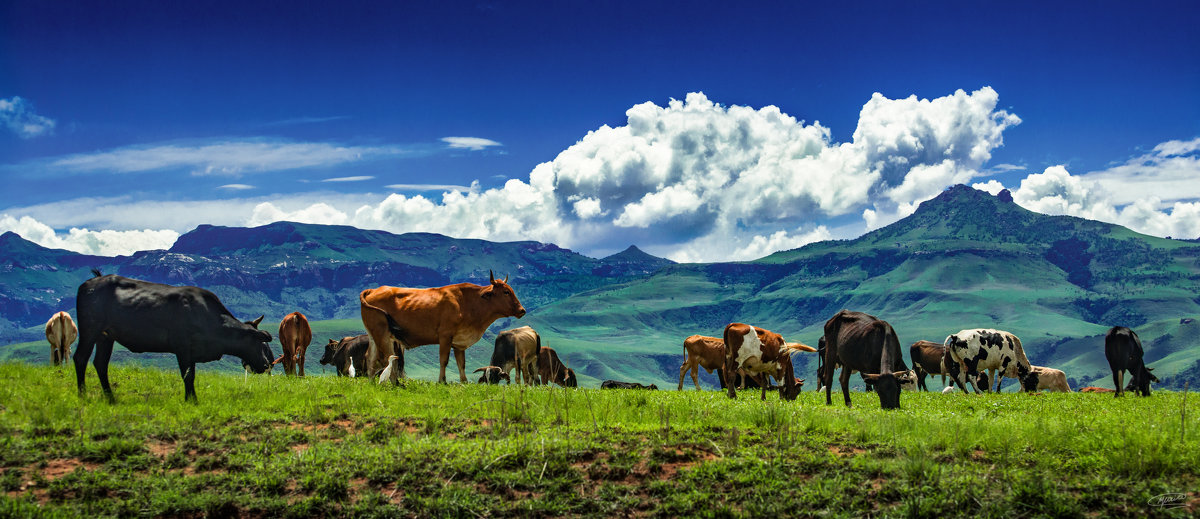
(490, 270), (496, 283)
(503, 273), (508, 283)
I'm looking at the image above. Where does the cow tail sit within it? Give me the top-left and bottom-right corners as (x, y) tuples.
(360, 289), (407, 345)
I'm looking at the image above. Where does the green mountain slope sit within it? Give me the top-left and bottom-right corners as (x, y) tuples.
(522, 186), (1200, 389)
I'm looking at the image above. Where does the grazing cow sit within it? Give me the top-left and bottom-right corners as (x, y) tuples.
(815, 337), (894, 392)
(74, 270), (274, 402)
(45, 311), (78, 366)
(943, 329), (1032, 394)
(378, 355), (401, 385)
(538, 346), (577, 387)
(1105, 326), (1155, 397)
(274, 312), (313, 376)
(909, 340), (949, 392)
(320, 335), (370, 377)
(360, 271), (526, 383)
(820, 310), (914, 409)
(1020, 365), (1072, 392)
(490, 326), (542, 385)
(1080, 386), (1116, 393)
(723, 323), (814, 401)
(474, 366), (510, 384)
(601, 380), (658, 390)
(678, 335), (728, 390)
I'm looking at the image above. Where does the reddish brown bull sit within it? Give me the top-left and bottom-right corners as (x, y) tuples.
(678, 335), (728, 391)
(360, 271), (526, 383)
(723, 323), (814, 401)
(274, 312), (313, 376)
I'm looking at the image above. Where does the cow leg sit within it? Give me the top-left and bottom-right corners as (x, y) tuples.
(297, 346), (306, 377)
(73, 331), (97, 395)
(177, 357), (197, 403)
(435, 340), (453, 383)
(839, 368), (853, 407)
(677, 361), (689, 391)
(1114, 369), (1125, 398)
(716, 368), (727, 390)
(453, 348), (468, 384)
(93, 336), (116, 403)
(916, 369), (926, 392)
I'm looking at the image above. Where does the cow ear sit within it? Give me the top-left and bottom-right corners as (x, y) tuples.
(862, 374), (883, 383)
(257, 330), (272, 342)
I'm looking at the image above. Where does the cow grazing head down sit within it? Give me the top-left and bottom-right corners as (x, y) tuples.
(484, 270), (526, 318)
(320, 339), (340, 365)
(240, 315), (274, 374)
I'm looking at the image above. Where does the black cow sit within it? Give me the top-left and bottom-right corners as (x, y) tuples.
(320, 334), (370, 377)
(1105, 326), (1156, 397)
(815, 336), (878, 392)
(601, 380), (658, 390)
(821, 310), (913, 409)
(74, 270), (274, 402)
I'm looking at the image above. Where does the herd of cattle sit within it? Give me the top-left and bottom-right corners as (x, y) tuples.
(42, 269), (1159, 408)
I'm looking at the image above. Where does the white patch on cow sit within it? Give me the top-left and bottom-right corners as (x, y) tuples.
(452, 328), (485, 347)
(733, 328), (765, 369)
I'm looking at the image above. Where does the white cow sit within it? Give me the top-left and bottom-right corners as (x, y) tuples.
(45, 311), (78, 366)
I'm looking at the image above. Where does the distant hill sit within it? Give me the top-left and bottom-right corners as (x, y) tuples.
(3, 185), (1198, 390)
(0, 222), (674, 343)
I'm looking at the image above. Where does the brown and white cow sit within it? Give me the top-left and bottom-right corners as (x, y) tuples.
(821, 310), (914, 409)
(45, 311), (78, 366)
(360, 271), (526, 382)
(538, 346), (577, 387)
(909, 340), (949, 392)
(274, 312), (313, 376)
(678, 335), (728, 391)
(1020, 365), (1072, 392)
(944, 328), (1032, 394)
(491, 326), (541, 385)
(723, 323), (814, 401)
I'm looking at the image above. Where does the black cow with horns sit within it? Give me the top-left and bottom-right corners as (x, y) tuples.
(74, 270), (276, 402)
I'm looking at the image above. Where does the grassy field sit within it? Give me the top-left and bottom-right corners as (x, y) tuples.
(1, 362), (1198, 518)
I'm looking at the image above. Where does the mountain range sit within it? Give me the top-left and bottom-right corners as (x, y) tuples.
(2, 185), (1198, 389)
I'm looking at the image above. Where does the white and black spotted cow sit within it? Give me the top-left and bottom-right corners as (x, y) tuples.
(944, 329), (1032, 394)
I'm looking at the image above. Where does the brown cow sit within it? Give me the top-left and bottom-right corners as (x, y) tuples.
(909, 340), (948, 391)
(678, 335), (728, 391)
(723, 323), (814, 401)
(1080, 386), (1116, 393)
(274, 312), (313, 376)
(360, 271), (526, 382)
(1020, 365), (1072, 392)
(45, 311), (78, 366)
(491, 326), (541, 385)
(538, 346), (577, 387)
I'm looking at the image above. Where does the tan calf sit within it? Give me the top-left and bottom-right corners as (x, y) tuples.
(678, 335), (728, 390)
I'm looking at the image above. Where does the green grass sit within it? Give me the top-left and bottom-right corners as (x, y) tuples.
(1, 362), (1197, 517)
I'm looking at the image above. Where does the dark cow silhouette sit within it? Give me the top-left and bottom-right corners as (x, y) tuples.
(601, 380), (658, 390)
(74, 270), (274, 402)
(821, 310), (913, 409)
(1105, 326), (1155, 397)
(320, 334), (369, 377)
(815, 336), (880, 392)
(909, 340), (948, 391)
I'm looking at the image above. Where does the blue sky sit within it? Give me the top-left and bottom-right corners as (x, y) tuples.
(2, 1), (1198, 261)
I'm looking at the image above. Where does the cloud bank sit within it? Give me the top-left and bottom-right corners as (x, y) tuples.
(0, 214), (178, 256)
(976, 138), (1200, 240)
(0, 96), (56, 138)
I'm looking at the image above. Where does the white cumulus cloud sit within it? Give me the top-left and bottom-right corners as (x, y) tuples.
(0, 96), (56, 138)
(0, 214), (179, 256)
